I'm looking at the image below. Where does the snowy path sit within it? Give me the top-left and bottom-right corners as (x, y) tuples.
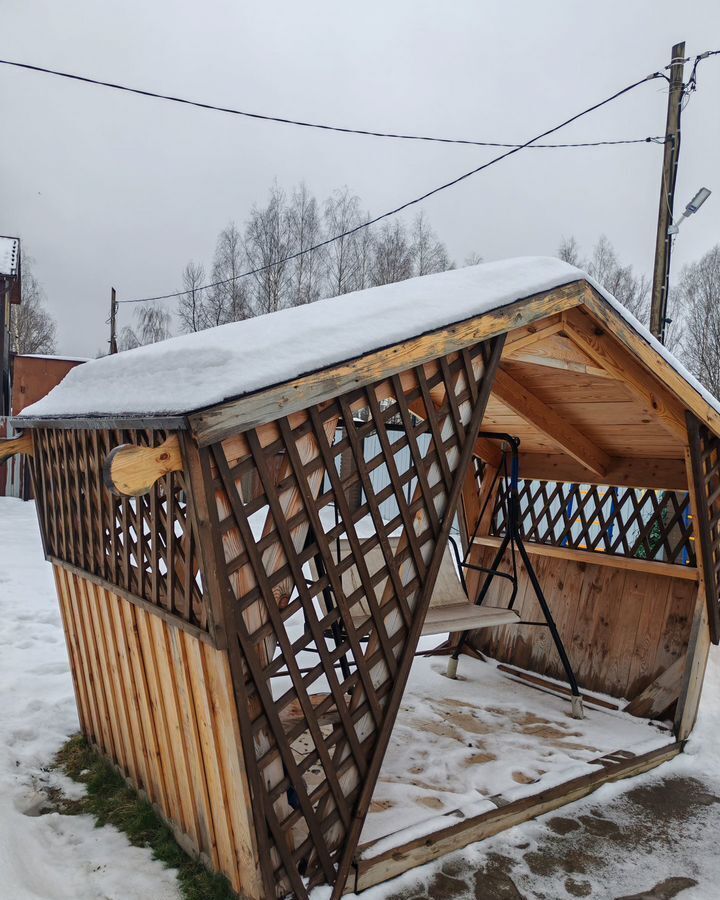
(3, 495), (720, 900)
(0, 497), (179, 900)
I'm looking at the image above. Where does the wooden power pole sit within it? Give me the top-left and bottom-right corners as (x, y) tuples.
(109, 287), (118, 354)
(649, 41), (686, 344)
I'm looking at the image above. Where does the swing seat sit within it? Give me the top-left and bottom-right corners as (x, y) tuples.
(420, 602), (520, 636)
(312, 535), (519, 636)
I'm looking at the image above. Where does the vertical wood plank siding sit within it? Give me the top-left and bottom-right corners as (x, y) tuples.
(53, 566), (263, 899)
(469, 545), (698, 699)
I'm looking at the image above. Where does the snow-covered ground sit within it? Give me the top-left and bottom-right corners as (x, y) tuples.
(2, 495), (720, 899)
(0, 497), (180, 900)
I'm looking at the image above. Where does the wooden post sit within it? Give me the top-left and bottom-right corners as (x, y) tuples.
(109, 287), (118, 355)
(650, 41), (685, 343)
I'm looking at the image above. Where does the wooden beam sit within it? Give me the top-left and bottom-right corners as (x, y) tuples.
(518, 453), (688, 491)
(189, 281), (586, 445)
(624, 655), (686, 718)
(102, 435), (183, 497)
(505, 349), (616, 379)
(473, 535), (698, 581)
(474, 436), (503, 468)
(674, 586), (711, 739)
(581, 286), (720, 437)
(0, 433), (33, 462)
(504, 318), (564, 352)
(353, 741), (683, 892)
(564, 304), (688, 442)
(505, 328), (618, 380)
(492, 367), (610, 476)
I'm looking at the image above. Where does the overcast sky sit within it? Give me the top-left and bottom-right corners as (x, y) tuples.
(3, 1), (720, 356)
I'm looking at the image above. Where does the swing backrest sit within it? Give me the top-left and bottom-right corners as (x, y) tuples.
(310, 535), (468, 620)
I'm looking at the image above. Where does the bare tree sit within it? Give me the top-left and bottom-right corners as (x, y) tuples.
(676, 245), (720, 396)
(557, 236), (581, 266)
(118, 303), (171, 350)
(287, 183), (323, 306)
(587, 236), (650, 323)
(324, 188), (365, 296)
(556, 235), (650, 323)
(207, 223), (250, 325)
(463, 252), (484, 267)
(370, 221), (413, 286)
(9, 258), (57, 354)
(411, 212), (451, 276)
(245, 185), (293, 315)
(177, 260), (207, 333)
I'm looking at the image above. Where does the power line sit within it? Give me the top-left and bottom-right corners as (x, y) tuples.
(120, 68), (667, 305)
(0, 57), (662, 150)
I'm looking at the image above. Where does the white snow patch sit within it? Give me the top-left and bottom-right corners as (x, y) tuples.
(359, 656), (672, 854)
(0, 498), (180, 900)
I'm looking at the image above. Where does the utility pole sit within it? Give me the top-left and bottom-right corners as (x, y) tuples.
(649, 41), (686, 344)
(109, 287), (118, 354)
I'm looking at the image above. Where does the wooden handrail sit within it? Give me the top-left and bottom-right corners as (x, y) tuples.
(0, 433), (33, 463)
(473, 534), (698, 581)
(103, 435), (183, 496)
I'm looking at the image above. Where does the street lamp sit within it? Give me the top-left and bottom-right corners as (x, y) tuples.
(668, 187), (712, 235)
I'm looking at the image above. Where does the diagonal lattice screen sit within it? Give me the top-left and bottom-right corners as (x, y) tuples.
(687, 413), (720, 644)
(491, 476), (694, 566)
(198, 339), (502, 898)
(32, 427), (207, 631)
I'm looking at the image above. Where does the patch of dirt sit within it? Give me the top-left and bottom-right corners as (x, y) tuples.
(614, 876), (699, 899)
(416, 796), (444, 810)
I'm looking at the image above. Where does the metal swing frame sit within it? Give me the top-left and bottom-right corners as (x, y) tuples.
(448, 431), (585, 719)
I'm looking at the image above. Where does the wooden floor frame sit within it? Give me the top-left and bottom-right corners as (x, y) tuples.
(349, 740), (683, 893)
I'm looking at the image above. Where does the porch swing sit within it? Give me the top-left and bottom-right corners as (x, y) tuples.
(308, 429), (584, 718)
(443, 431), (584, 719)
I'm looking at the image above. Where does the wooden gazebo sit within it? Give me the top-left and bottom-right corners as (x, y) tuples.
(2, 257), (719, 899)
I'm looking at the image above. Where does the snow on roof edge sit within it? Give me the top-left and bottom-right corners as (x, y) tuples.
(18, 256), (720, 424)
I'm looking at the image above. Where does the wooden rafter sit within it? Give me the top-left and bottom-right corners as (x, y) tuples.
(518, 452), (688, 491)
(491, 367), (610, 476)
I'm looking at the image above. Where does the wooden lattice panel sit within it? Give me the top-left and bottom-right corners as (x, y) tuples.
(687, 413), (720, 644)
(196, 340), (503, 898)
(491, 476), (694, 566)
(32, 427), (207, 632)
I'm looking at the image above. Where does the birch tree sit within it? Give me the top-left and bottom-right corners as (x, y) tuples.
(208, 223), (250, 325)
(177, 260), (207, 333)
(118, 304), (171, 350)
(677, 245), (720, 396)
(370, 221), (413, 286)
(10, 262), (57, 354)
(411, 212), (451, 276)
(245, 185), (293, 314)
(287, 183), (323, 305)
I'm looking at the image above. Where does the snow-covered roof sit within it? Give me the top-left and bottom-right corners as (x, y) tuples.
(18, 354), (90, 363)
(18, 256), (720, 422)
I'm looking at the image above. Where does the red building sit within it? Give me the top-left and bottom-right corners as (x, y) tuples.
(1, 354), (87, 497)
